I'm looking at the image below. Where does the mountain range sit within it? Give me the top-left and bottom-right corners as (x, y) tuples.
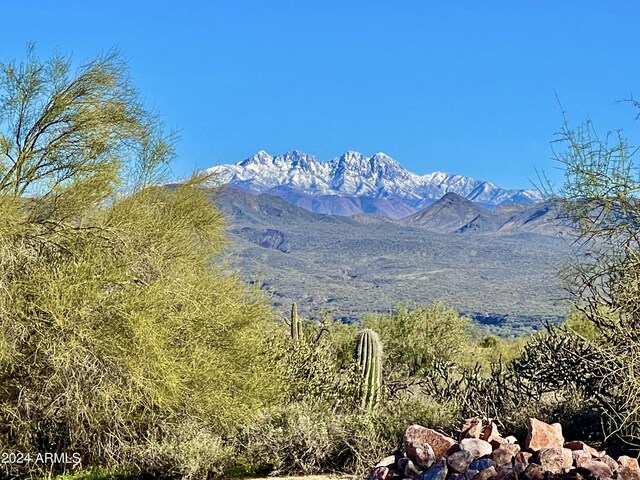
(197, 150), (575, 334)
(210, 186), (574, 335)
(204, 150), (544, 218)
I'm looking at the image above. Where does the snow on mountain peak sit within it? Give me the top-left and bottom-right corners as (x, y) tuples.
(205, 150), (543, 214)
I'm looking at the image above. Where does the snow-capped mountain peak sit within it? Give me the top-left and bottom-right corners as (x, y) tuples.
(204, 150), (543, 218)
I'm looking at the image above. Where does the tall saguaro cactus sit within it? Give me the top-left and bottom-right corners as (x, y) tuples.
(290, 302), (303, 342)
(354, 328), (383, 410)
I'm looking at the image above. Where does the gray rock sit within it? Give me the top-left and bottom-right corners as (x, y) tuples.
(461, 438), (494, 459)
(469, 458), (497, 472)
(405, 459), (423, 480)
(491, 444), (521, 466)
(523, 463), (545, 480)
(448, 449), (475, 473)
(473, 466), (497, 480)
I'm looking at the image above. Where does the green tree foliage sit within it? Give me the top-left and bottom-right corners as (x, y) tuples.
(514, 103), (640, 451)
(277, 311), (358, 409)
(0, 48), (282, 477)
(365, 303), (472, 389)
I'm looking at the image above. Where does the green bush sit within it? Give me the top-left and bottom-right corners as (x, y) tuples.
(276, 316), (360, 408)
(0, 184), (285, 477)
(0, 49), (285, 478)
(234, 396), (458, 477)
(364, 303), (476, 400)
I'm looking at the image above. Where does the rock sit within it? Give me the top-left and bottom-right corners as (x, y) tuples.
(404, 433), (435, 468)
(469, 458), (497, 472)
(524, 463), (545, 480)
(565, 441), (601, 458)
(525, 418), (565, 452)
(564, 471), (586, 480)
(404, 425), (455, 463)
(421, 459), (448, 480)
(465, 470), (480, 480)
(460, 418), (484, 440)
(397, 458), (410, 471)
(404, 459), (423, 480)
(512, 464), (527, 476)
(576, 460), (613, 478)
(495, 465), (517, 480)
(450, 474), (466, 480)
(369, 466), (390, 480)
(535, 447), (573, 474)
(482, 422), (501, 443)
(505, 436), (518, 444)
(472, 466), (497, 480)
(447, 444), (463, 456)
(619, 466), (640, 480)
(573, 450), (593, 468)
(448, 450), (475, 473)
(619, 456), (640, 472)
(515, 452), (532, 466)
(490, 437), (508, 449)
(491, 444), (521, 466)
(461, 438), (493, 459)
(376, 454), (399, 468)
(601, 454), (618, 472)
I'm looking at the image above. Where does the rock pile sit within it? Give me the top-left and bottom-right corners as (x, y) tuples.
(369, 418), (640, 480)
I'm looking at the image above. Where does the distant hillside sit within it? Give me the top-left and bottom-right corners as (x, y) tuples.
(211, 186), (574, 336)
(400, 192), (573, 236)
(204, 150), (543, 218)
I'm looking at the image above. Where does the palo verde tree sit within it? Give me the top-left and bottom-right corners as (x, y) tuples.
(523, 102), (640, 451)
(0, 47), (283, 477)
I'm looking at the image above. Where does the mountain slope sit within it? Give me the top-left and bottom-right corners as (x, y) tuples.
(210, 187), (572, 335)
(204, 150), (543, 218)
(399, 192), (572, 236)
(403, 192), (503, 233)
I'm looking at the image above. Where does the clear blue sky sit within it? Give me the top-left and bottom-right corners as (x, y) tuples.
(4, 1), (640, 188)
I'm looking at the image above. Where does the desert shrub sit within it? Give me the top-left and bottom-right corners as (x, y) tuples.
(139, 421), (235, 479)
(505, 322), (637, 450)
(234, 395), (458, 477)
(51, 466), (139, 480)
(516, 107), (640, 453)
(0, 49), (285, 478)
(364, 303), (473, 393)
(0, 183), (285, 477)
(275, 315), (360, 408)
(234, 401), (343, 476)
(474, 335), (526, 368)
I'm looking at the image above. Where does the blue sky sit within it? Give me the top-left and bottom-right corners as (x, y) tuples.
(4, 1), (640, 188)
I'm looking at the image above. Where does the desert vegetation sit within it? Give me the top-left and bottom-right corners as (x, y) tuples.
(2, 48), (640, 480)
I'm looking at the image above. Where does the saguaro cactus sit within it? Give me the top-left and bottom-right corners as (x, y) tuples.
(290, 302), (303, 342)
(354, 328), (383, 410)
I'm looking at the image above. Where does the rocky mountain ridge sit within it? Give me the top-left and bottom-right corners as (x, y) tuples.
(204, 150), (543, 218)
